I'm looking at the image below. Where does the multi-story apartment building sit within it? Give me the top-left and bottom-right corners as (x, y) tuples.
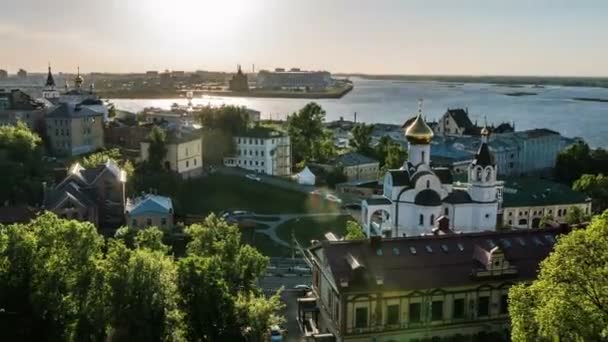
(45, 102), (105, 156)
(140, 128), (203, 179)
(500, 177), (591, 229)
(0, 89), (47, 132)
(223, 126), (291, 176)
(303, 226), (563, 341)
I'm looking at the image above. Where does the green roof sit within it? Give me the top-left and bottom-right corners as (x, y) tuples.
(502, 178), (589, 208)
(237, 126), (286, 139)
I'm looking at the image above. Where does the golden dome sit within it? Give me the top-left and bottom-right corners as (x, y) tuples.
(405, 114), (434, 144)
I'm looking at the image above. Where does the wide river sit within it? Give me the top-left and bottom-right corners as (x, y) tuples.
(112, 78), (608, 148)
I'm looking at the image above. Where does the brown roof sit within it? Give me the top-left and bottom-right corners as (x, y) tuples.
(314, 227), (563, 293)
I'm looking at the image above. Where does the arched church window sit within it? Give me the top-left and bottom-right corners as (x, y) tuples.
(419, 214), (424, 225)
(444, 207), (449, 216)
(476, 167), (482, 181)
(485, 168), (492, 182)
(426, 180), (430, 189)
(430, 214), (435, 225)
(421, 151), (425, 163)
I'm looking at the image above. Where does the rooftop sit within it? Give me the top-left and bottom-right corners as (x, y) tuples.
(332, 151), (379, 167)
(46, 102), (103, 118)
(502, 177), (590, 207)
(236, 126), (286, 139)
(126, 194), (173, 216)
(312, 227), (564, 293)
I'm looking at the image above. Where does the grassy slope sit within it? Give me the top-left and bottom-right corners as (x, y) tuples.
(275, 215), (356, 248)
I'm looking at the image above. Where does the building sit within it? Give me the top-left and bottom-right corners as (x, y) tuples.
(303, 226), (563, 341)
(228, 65), (249, 92)
(335, 180), (381, 200)
(125, 193), (174, 229)
(223, 126), (291, 176)
(43, 160), (127, 228)
(0, 69), (7, 80)
(104, 121), (153, 150)
(434, 108), (514, 137)
(42, 65), (60, 101)
(45, 102), (104, 156)
(512, 128), (562, 175)
(17, 69), (27, 79)
(140, 127), (203, 179)
(256, 68), (332, 90)
(331, 152), (380, 182)
(0, 89), (47, 132)
(362, 103), (501, 237)
(160, 71), (172, 88)
(501, 178), (591, 229)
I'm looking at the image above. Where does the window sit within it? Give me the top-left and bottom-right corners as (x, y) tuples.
(261, 151), (264, 157)
(409, 303), (421, 323)
(185, 147), (189, 156)
(419, 214), (424, 225)
(387, 304), (399, 325)
(421, 151), (425, 162)
(500, 294), (508, 314)
(453, 298), (465, 319)
(477, 296), (489, 317)
(444, 207), (449, 216)
(563, 208), (567, 216)
(430, 301), (443, 321)
(146, 218), (152, 226)
(430, 214), (435, 225)
(194, 159), (197, 166)
(518, 219), (527, 226)
(355, 307), (368, 328)
(426, 180), (430, 189)
(161, 217), (167, 226)
(186, 161), (189, 167)
(255, 161), (258, 166)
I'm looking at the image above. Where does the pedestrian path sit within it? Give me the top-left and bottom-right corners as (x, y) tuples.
(251, 212), (346, 247)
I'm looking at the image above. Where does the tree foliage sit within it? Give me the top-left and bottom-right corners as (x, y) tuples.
(573, 173), (608, 213)
(148, 126), (168, 169)
(287, 102), (334, 164)
(509, 210), (608, 341)
(326, 165), (348, 188)
(0, 212), (283, 341)
(345, 221), (366, 240)
(375, 136), (407, 170)
(565, 205), (590, 225)
(349, 123), (374, 156)
(197, 105), (249, 165)
(0, 122), (48, 205)
(555, 142), (608, 184)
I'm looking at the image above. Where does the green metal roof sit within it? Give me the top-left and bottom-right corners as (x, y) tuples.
(502, 178), (589, 207)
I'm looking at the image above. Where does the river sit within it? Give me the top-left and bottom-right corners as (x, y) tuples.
(111, 78), (608, 148)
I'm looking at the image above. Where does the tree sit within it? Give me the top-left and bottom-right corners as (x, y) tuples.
(178, 215), (283, 341)
(384, 143), (407, 170)
(538, 214), (555, 228)
(565, 205), (589, 225)
(148, 126), (168, 169)
(287, 102), (328, 164)
(197, 105), (249, 165)
(573, 173), (608, 213)
(509, 210), (608, 341)
(349, 123), (374, 156)
(345, 221), (366, 240)
(0, 122), (48, 205)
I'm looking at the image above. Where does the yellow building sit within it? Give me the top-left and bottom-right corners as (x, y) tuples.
(140, 128), (203, 179)
(302, 226), (563, 341)
(500, 178), (591, 229)
(45, 102), (104, 156)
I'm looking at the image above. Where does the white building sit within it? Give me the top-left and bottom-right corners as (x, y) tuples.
(140, 128), (203, 179)
(223, 126), (291, 176)
(362, 103), (501, 237)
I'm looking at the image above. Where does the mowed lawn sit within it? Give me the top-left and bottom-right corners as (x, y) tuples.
(178, 174), (340, 216)
(276, 215), (357, 248)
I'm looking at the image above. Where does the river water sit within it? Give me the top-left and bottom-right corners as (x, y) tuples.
(111, 78), (608, 147)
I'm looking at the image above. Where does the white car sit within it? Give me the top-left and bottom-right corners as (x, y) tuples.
(269, 325), (283, 341)
(246, 174), (261, 181)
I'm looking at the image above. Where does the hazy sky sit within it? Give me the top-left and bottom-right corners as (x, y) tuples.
(1, 0), (607, 76)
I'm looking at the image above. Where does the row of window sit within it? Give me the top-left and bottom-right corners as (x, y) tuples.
(237, 137), (266, 145)
(132, 217), (168, 227)
(184, 158), (198, 168)
(509, 208), (570, 218)
(238, 149), (265, 157)
(354, 295), (508, 329)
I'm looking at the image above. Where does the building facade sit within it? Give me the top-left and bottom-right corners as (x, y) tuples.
(125, 194), (174, 229)
(332, 152), (380, 182)
(229, 65), (249, 91)
(303, 227), (563, 341)
(223, 127), (291, 176)
(256, 68), (331, 90)
(0, 89), (47, 132)
(45, 102), (104, 156)
(362, 107), (501, 238)
(140, 128), (203, 179)
(500, 178), (591, 229)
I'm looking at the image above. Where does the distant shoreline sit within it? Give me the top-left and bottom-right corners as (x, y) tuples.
(572, 97), (608, 103)
(338, 74), (608, 89)
(98, 84), (353, 100)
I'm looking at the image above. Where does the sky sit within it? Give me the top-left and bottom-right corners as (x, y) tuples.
(1, 0), (607, 76)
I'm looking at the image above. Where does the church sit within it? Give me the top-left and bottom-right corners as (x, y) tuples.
(362, 102), (502, 237)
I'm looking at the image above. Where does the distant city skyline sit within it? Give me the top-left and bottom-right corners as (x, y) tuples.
(1, 0), (608, 76)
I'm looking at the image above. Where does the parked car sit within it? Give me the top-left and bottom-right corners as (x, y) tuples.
(246, 174), (261, 181)
(269, 325), (283, 341)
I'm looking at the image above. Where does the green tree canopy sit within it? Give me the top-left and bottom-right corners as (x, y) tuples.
(565, 205), (590, 225)
(326, 165), (348, 188)
(148, 126), (168, 169)
(349, 123), (375, 157)
(287, 102), (332, 164)
(345, 221), (366, 240)
(555, 142), (608, 184)
(196, 105), (249, 165)
(509, 210), (608, 341)
(0, 122), (48, 205)
(573, 173), (608, 213)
